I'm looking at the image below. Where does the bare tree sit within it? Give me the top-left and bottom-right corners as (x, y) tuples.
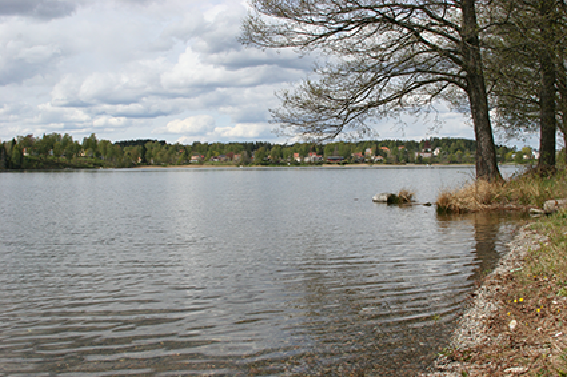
(241, 0), (501, 180)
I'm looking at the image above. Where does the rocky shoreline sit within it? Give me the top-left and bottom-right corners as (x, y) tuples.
(423, 223), (567, 376)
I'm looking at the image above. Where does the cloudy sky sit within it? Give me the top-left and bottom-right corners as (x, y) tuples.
(0, 0), (529, 146)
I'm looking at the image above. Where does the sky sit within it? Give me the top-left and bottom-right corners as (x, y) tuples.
(0, 0), (538, 147)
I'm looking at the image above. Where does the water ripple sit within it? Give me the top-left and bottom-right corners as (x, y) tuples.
(0, 167), (521, 376)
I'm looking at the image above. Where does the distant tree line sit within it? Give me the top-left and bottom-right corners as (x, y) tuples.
(1, 132), (534, 170)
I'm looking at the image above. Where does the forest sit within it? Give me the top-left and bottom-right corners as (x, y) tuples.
(0, 132), (533, 170)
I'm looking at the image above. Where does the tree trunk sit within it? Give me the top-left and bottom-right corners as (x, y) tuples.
(538, 0), (556, 169)
(560, 59), (567, 166)
(539, 57), (557, 168)
(461, 0), (502, 181)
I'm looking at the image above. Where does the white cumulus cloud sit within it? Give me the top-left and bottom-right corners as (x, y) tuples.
(214, 123), (270, 138)
(158, 115), (217, 135)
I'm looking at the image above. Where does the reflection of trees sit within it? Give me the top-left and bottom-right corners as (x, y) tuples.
(471, 213), (505, 280)
(436, 212), (521, 282)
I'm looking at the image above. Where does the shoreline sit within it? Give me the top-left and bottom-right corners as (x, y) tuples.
(131, 163), (481, 169)
(4, 163), (521, 172)
(424, 223), (567, 376)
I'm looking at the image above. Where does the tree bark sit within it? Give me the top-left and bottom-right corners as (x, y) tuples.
(461, 0), (502, 181)
(539, 56), (557, 168)
(538, 0), (557, 169)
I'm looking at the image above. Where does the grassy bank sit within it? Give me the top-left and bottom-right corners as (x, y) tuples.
(437, 167), (567, 213)
(434, 167), (567, 376)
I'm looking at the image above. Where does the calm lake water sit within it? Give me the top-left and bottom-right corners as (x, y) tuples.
(0, 165), (523, 377)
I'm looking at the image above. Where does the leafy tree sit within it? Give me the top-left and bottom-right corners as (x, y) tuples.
(241, 0), (501, 180)
(515, 150), (525, 164)
(11, 142), (22, 169)
(255, 147), (266, 163)
(83, 133), (98, 154)
(270, 145), (282, 160)
(53, 141), (62, 160)
(482, 0), (566, 169)
(99, 140), (111, 160)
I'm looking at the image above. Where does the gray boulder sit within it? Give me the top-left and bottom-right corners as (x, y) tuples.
(543, 199), (567, 214)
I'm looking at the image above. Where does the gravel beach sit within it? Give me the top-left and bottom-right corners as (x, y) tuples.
(423, 223), (567, 376)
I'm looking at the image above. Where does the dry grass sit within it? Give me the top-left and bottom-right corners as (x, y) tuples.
(436, 167), (567, 213)
(397, 189), (414, 203)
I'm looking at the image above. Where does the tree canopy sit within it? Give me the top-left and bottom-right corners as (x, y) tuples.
(241, 0), (501, 180)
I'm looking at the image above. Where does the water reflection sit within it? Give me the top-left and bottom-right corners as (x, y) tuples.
(437, 212), (526, 282)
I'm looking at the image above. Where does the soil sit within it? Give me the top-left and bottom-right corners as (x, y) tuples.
(422, 225), (567, 377)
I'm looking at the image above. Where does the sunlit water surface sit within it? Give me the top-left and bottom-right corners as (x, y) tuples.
(0, 166), (523, 376)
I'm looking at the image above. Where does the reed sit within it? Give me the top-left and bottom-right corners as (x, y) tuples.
(436, 167), (567, 213)
(397, 189), (414, 203)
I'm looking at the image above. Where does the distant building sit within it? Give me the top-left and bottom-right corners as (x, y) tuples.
(351, 152), (364, 162)
(415, 152), (432, 158)
(191, 155), (204, 163)
(326, 156), (344, 163)
(304, 152), (323, 162)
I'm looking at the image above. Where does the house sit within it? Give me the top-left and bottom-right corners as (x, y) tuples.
(415, 152), (433, 158)
(326, 156), (344, 163)
(191, 155), (204, 163)
(294, 152), (302, 162)
(351, 151), (364, 162)
(304, 152), (323, 162)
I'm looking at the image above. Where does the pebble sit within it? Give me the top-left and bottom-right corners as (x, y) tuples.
(423, 225), (550, 376)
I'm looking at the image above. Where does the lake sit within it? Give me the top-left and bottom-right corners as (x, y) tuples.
(0, 165), (523, 376)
